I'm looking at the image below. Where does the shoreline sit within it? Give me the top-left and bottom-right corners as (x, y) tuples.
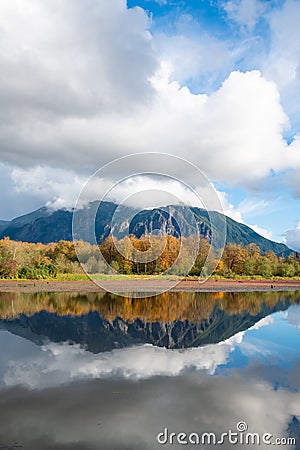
(1, 278), (300, 293)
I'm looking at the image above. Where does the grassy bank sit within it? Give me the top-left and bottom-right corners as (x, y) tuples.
(5, 273), (300, 282)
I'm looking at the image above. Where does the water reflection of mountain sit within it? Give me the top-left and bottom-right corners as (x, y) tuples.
(0, 291), (299, 352)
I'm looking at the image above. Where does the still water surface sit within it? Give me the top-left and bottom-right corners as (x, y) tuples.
(0, 291), (299, 449)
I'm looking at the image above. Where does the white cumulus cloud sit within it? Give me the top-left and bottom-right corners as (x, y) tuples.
(285, 221), (300, 251)
(0, 1), (298, 187)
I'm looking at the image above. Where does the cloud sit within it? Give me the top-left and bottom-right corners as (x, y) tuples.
(11, 166), (210, 211)
(0, 0), (157, 117)
(3, 68), (296, 187)
(11, 166), (85, 210)
(0, 163), (49, 220)
(222, 0), (267, 31)
(249, 224), (272, 239)
(0, 1), (298, 188)
(285, 221), (300, 251)
(262, 0), (300, 135)
(0, 0), (158, 169)
(264, 0), (300, 89)
(219, 191), (273, 239)
(237, 198), (270, 218)
(287, 305), (300, 331)
(152, 14), (231, 91)
(217, 191), (244, 222)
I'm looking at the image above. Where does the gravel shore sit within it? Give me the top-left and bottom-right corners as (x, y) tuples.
(0, 278), (300, 293)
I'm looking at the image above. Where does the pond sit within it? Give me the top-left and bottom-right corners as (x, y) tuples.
(0, 291), (299, 449)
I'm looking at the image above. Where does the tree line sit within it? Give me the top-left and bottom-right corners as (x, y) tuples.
(0, 236), (299, 279)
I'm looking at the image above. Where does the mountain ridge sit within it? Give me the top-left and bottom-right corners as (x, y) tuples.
(0, 201), (292, 256)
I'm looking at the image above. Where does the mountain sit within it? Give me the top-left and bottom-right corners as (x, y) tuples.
(0, 206), (52, 240)
(0, 201), (292, 256)
(7, 206), (51, 227)
(0, 220), (9, 232)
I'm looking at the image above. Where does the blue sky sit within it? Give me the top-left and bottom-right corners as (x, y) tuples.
(0, 0), (299, 249)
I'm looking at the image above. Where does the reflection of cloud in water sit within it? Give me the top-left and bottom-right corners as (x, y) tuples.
(248, 315), (275, 331)
(288, 305), (300, 331)
(236, 316), (277, 358)
(0, 372), (300, 450)
(0, 330), (245, 389)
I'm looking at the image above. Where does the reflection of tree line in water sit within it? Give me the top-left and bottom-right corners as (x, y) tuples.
(0, 291), (299, 322)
